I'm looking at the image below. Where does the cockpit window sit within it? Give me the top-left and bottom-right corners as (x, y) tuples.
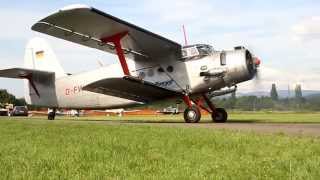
(197, 45), (213, 56)
(181, 44), (213, 60)
(182, 46), (199, 58)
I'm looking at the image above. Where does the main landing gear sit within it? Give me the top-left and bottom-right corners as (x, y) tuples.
(182, 95), (228, 123)
(184, 106), (201, 123)
(212, 108), (228, 123)
(48, 108), (56, 120)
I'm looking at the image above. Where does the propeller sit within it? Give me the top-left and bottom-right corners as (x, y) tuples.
(252, 56), (262, 87)
(237, 43), (262, 91)
(246, 44), (262, 88)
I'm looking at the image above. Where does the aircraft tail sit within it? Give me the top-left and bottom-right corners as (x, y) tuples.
(24, 37), (66, 78)
(23, 38), (64, 106)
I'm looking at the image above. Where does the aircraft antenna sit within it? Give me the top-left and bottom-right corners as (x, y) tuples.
(182, 25), (188, 46)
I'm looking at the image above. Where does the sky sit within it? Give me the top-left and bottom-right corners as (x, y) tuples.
(0, 0), (320, 97)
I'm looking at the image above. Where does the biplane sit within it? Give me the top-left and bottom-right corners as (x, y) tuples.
(0, 4), (260, 122)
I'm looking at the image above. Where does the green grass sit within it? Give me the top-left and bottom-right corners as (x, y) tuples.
(0, 113), (320, 179)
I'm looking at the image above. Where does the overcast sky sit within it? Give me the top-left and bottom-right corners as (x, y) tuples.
(0, 0), (320, 97)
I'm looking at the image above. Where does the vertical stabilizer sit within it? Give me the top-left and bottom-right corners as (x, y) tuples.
(24, 37), (65, 77)
(24, 38), (62, 106)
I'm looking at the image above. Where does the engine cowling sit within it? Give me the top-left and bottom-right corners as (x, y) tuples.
(222, 49), (257, 86)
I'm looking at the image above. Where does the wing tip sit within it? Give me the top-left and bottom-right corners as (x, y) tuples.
(31, 4), (92, 31)
(60, 4), (91, 11)
(31, 4), (92, 32)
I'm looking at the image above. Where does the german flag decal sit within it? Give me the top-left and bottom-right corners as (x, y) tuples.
(35, 51), (44, 59)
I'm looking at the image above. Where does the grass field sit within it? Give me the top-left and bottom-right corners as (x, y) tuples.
(0, 112), (320, 179)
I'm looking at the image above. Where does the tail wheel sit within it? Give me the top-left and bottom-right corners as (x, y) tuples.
(212, 108), (228, 123)
(48, 112), (56, 120)
(184, 106), (201, 123)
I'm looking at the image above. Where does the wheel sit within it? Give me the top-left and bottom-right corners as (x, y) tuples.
(48, 112), (55, 120)
(184, 106), (201, 123)
(212, 108), (228, 123)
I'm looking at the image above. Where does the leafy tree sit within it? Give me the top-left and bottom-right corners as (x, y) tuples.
(230, 91), (236, 109)
(0, 89), (16, 104)
(295, 84), (303, 100)
(294, 84), (305, 109)
(15, 98), (27, 106)
(222, 92), (237, 110)
(270, 83), (279, 101)
(235, 96), (257, 111)
(0, 89), (26, 106)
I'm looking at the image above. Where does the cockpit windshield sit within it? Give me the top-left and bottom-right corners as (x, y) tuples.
(181, 44), (214, 60)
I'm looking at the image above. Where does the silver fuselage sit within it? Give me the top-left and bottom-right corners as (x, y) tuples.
(25, 48), (255, 109)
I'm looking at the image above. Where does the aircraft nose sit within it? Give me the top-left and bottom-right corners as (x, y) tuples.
(254, 57), (261, 66)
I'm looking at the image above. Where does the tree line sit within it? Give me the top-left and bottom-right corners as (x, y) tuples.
(0, 89), (26, 107)
(215, 84), (320, 111)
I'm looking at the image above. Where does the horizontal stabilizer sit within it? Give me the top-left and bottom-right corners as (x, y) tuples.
(83, 76), (182, 102)
(0, 68), (54, 79)
(0, 68), (55, 98)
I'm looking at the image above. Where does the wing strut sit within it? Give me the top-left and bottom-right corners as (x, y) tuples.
(101, 31), (130, 76)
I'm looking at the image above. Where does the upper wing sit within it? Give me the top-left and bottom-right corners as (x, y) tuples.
(83, 76), (182, 103)
(32, 4), (182, 61)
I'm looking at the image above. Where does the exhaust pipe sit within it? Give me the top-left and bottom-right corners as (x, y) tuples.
(208, 86), (237, 98)
(200, 69), (226, 78)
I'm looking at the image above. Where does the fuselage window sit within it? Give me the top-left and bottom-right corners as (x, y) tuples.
(220, 52), (226, 66)
(158, 67), (165, 73)
(167, 66), (174, 73)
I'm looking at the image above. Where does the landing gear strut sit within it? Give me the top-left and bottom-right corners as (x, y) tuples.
(182, 94), (228, 123)
(48, 108), (56, 120)
(202, 94), (228, 123)
(182, 95), (201, 123)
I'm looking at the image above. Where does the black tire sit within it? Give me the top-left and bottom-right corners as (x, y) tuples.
(184, 106), (201, 123)
(212, 108), (228, 123)
(48, 112), (55, 120)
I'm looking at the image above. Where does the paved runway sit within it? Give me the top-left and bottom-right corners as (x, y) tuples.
(87, 120), (320, 137)
(195, 123), (320, 136)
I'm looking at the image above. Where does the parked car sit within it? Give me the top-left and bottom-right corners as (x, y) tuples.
(9, 106), (28, 116)
(158, 106), (180, 115)
(0, 103), (13, 116)
(0, 109), (8, 116)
